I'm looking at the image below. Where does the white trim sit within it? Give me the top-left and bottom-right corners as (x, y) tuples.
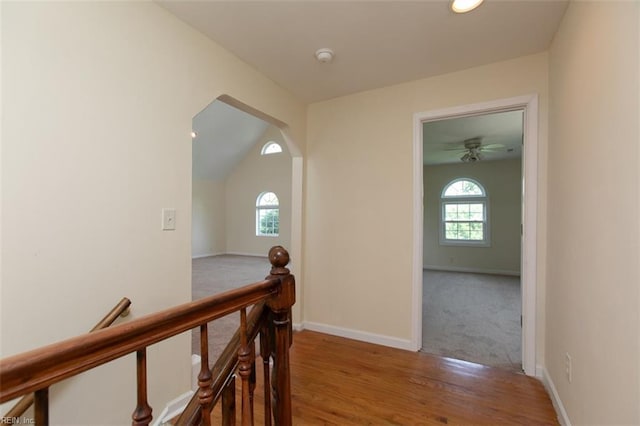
(191, 252), (225, 259)
(224, 252), (268, 258)
(541, 367), (572, 426)
(521, 95), (539, 377)
(303, 321), (414, 351)
(413, 94), (539, 375)
(289, 156), (304, 325)
(423, 265), (520, 277)
(191, 354), (201, 390)
(412, 112), (424, 351)
(151, 390), (195, 426)
(193, 252), (268, 259)
(292, 322), (305, 332)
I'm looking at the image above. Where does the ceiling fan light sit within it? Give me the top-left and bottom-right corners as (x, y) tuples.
(451, 0), (484, 13)
(461, 150), (482, 162)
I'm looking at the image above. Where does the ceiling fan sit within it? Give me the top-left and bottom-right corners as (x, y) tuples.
(445, 137), (505, 162)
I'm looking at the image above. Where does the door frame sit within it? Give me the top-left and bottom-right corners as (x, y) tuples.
(412, 94), (539, 376)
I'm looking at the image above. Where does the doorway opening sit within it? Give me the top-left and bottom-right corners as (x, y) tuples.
(422, 110), (523, 372)
(412, 95), (539, 376)
(190, 95), (303, 361)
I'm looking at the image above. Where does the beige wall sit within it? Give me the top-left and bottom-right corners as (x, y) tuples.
(0, 1), (305, 423)
(192, 179), (226, 257)
(424, 160), (522, 274)
(305, 53), (548, 354)
(547, 2), (640, 424)
(226, 126), (292, 256)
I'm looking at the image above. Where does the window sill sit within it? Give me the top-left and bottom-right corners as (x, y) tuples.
(439, 240), (491, 248)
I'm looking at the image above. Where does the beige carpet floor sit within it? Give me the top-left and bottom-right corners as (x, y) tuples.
(421, 269), (522, 373)
(191, 255), (271, 362)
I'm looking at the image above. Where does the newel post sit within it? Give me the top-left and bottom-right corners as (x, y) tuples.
(265, 246), (295, 426)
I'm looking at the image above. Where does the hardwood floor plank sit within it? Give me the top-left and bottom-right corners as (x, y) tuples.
(211, 330), (558, 425)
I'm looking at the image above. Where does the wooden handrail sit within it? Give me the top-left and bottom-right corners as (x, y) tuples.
(1, 297), (132, 424)
(0, 279), (279, 402)
(90, 297), (132, 332)
(0, 246), (295, 426)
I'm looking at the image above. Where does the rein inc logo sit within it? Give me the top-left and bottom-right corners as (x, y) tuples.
(1, 418), (34, 424)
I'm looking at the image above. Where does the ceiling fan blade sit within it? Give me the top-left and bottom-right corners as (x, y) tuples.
(482, 143), (505, 149)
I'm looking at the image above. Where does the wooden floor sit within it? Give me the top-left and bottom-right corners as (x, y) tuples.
(212, 330), (558, 425)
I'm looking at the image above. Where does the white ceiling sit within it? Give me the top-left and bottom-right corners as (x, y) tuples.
(158, 0), (568, 102)
(423, 109), (523, 165)
(192, 101), (270, 180)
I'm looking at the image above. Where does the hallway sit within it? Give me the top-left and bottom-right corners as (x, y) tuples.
(212, 330), (557, 425)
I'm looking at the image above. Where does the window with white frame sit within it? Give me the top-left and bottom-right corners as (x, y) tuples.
(440, 178), (489, 246)
(256, 192), (279, 236)
(260, 141), (282, 155)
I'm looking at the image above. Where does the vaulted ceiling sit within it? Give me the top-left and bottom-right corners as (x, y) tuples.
(192, 101), (270, 181)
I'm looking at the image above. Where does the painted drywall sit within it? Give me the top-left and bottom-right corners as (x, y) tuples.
(192, 179), (226, 257)
(547, 2), (640, 424)
(306, 52), (548, 362)
(0, 2), (305, 423)
(423, 160), (521, 274)
(226, 126), (292, 256)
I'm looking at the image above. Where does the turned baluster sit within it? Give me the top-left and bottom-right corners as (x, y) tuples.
(266, 246), (295, 426)
(34, 387), (49, 425)
(132, 349), (153, 426)
(221, 375), (236, 426)
(259, 328), (272, 426)
(249, 358), (257, 416)
(198, 324), (214, 426)
(238, 308), (255, 425)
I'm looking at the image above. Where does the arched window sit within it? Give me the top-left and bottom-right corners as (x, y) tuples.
(440, 178), (489, 246)
(256, 192), (279, 236)
(260, 141), (283, 155)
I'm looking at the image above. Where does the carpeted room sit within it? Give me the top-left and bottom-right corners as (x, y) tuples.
(422, 111), (524, 372)
(191, 99), (293, 359)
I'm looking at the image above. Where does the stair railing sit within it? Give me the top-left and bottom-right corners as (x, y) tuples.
(0, 297), (131, 425)
(0, 246), (295, 426)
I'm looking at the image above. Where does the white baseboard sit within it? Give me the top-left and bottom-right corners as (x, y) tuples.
(191, 354), (201, 390)
(192, 252), (270, 259)
(152, 390), (194, 426)
(540, 366), (571, 426)
(292, 322), (305, 332)
(302, 321), (414, 351)
(191, 252), (224, 259)
(152, 355), (203, 425)
(225, 252), (268, 258)
(423, 265), (521, 277)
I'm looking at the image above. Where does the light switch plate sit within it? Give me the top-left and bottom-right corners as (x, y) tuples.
(162, 208), (176, 230)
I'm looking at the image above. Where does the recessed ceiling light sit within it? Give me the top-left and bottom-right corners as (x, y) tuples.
(315, 48), (335, 63)
(451, 0), (484, 13)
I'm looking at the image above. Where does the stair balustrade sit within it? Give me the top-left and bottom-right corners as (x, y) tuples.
(0, 246), (295, 426)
